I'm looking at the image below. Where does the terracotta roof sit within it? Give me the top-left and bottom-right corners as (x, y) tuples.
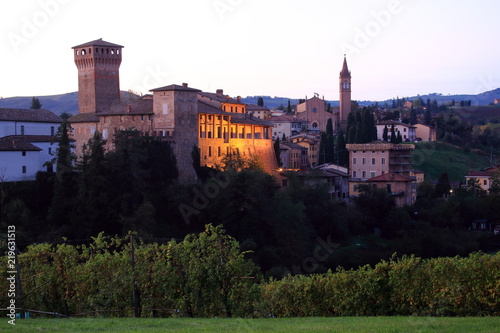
(198, 100), (231, 115)
(72, 38), (124, 49)
(466, 171), (494, 177)
(246, 104), (270, 111)
(280, 142), (308, 150)
(271, 115), (306, 122)
(68, 113), (100, 123)
(0, 108), (62, 123)
(199, 92), (241, 104)
(150, 84), (201, 93)
(231, 115), (272, 127)
(0, 140), (41, 151)
(377, 120), (416, 128)
(368, 173), (413, 182)
(0, 135), (57, 143)
(340, 56), (351, 78)
(100, 99), (153, 116)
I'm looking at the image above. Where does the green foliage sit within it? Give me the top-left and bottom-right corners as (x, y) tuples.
(30, 96), (42, 109)
(260, 252), (500, 317)
(0, 225), (260, 318)
(273, 138), (282, 167)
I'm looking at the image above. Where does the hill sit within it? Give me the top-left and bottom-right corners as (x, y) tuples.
(412, 142), (495, 182)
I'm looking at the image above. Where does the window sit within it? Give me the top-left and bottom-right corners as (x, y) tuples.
(362, 158), (366, 165)
(352, 171), (357, 178)
(353, 158), (357, 165)
(362, 171), (366, 178)
(387, 184), (392, 193)
(381, 158), (386, 165)
(371, 171), (376, 178)
(51, 126), (55, 135)
(20, 125), (25, 135)
(48, 147), (52, 154)
(484, 179), (488, 186)
(372, 158), (376, 165)
(208, 146), (212, 157)
(22, 151), (26, 156)
(22, 166), (26, 174)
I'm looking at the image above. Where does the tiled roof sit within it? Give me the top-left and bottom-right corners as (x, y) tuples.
(68, 113), (100, 123)
(466, 171), (494, 177)
(246, 104), (270, 111)
(200, 92), (241, 104)
(150, 84), (201, 93)
(0, 139), (41, 151)
(368, 173), (413, 182)
(340, 56), (351, 78)
(377, 120), (416, 128)
(72, 38), (124, 49)
(100, 99), (153, 116)
(0, 135), (57, 143)
(0, 108), (62, 123)
(271, 115), (306, 122)
(231, 115), (273, 127)
(198, 100), (231, 115)
(280, 142), (308, 150)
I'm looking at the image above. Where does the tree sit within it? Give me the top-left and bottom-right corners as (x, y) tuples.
(325, 118), (335, 163)
(274, 138), (282, 167)
(48, 118), (76, 232)
(424, 108), (432, 125)
(435, 172), (451, 198)
(30, 97), (42, 109)
(282, 132), (286, 142)
(382, 125), (389, 142)
(346, 112), (356, 144)
(318, 132), (327, 165)
(409, 108), (417, 125)
(286, 100), (292, 113)
(257, 97), (264, 107)
(390, 124), (397, 143)
(336, 132), (348, 167)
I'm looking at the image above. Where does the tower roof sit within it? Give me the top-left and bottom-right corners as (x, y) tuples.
(340, 56), (351, 78)
(72, 38), (124, 49)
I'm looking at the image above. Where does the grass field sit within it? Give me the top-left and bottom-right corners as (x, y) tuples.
(412, 141), (493, 182)
(2, 317), (500, 332)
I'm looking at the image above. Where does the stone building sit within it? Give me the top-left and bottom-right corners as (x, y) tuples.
(68, 39), (277, 183)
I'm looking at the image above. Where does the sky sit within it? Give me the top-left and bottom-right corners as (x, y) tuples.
(1, 0), (499, 102)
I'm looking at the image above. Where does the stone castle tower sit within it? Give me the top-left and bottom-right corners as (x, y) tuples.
(72, 39), (123, 113)
(339, 56), (351, 127)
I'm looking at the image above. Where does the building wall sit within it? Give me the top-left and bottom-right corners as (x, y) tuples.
(376, 123), (416, 141)
(0, 121), (59, 137)
(414, 124), (436, 141)
(0, 150), (41, 182)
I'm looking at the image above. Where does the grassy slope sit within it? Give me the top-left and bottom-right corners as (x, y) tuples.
(2, 317), (499, 333)
(412, 142), (493, 182)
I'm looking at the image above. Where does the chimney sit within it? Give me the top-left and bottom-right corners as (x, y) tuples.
(225, 95), (230, 102)
(12, 140), (16, 149)
(216, 89), (223, 97)
(237, 96), (241, 103)
(182, 82), (188, 87)
(127, 104), (132, 113)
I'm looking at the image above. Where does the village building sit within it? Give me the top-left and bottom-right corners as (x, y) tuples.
(246, 104), (270, 119)
(296, 94), (335, 133)
(0, 108), (62, 181)
(279, 141), (308, 170)
(270, 115), (307, 140)
(290, 132), (321, 167)
(414, 123), (436, 142)
(376, 120), (417, 142)
(68, 39), (277, 182)
(465, 164), (500, 194)
(346, 142), (416, 206)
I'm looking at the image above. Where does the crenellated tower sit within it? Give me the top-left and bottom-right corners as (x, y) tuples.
(72, 38), (123, 113)
(339, 55), (351, 127)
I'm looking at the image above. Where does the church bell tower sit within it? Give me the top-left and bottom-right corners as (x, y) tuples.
(72, 38), (123, 114)
(339, 56), (351, 127)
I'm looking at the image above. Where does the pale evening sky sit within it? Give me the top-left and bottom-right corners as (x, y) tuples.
(1, 0), (499, 102)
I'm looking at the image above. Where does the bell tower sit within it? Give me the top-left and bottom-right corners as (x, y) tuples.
(72, 38), (123, 114)
(339, 55), (351, 126)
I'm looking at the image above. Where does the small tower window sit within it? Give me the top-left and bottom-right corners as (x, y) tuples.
(89, 48), (91, 54)
(81, 49), (86, 55)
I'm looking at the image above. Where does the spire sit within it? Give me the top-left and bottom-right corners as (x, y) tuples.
(340, 55), (351, 78)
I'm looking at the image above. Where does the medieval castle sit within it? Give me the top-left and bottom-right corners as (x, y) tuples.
(68, 39), (352, 182)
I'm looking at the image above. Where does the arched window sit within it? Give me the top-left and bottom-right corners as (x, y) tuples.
(81, 49), (86, 55)
(312, 122), (318, 128)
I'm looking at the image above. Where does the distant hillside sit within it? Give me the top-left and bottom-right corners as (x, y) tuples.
(412, 142), (495, 182)
(1, 88), (499, 115)
(359, 88), (500, 107)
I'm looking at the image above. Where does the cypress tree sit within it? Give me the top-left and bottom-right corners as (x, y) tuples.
(274, 138), (282, 167)
(336, 132), (348, 167)
(30, 97), (42, 109)
(257, 97), (264, 107)
(390, 124), (397, 143)
(318, 132), (327, 165)
(382, 125), (388, 142)
(325, 119), (335, 163)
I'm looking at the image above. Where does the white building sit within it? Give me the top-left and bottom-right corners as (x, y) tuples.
(270, 115), (307, 140)
(0, 108), (62, 182)
(376, 120), (416, 142)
